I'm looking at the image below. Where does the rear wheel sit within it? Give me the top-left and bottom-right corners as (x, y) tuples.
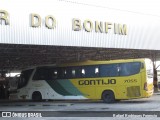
(102, 90), (115, 103)
(32, 91), (42, 101)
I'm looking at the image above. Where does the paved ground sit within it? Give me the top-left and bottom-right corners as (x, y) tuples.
(1, 93), (160, 120)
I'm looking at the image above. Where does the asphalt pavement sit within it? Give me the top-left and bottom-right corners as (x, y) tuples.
(1, 93), (160, 120)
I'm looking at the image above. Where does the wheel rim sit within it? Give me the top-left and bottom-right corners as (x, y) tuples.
(102, 91), (115, 103)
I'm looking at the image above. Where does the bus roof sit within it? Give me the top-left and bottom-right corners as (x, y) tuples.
(59, 58), (151, 67)
(21, 58), (151, 71)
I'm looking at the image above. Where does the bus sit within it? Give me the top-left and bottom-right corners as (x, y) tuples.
(9, 58), (154, 103)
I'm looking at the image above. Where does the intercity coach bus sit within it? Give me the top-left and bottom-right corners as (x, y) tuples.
(9, 58), (154, 103)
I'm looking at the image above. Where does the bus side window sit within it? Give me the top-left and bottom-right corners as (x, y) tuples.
(100, 64), (119, 77)
(58, 68), (66, 79)
(73, 67), (82, 78)
(95, 67), (99, 76)
(33, 68), (45, 80)
(33, 68), (53, 80)
(72, 69), (76, 77)
(81, 68), (85, 77)
(119, 62), (141, 76)
(53, 70), (58, 79)
(82, 66), (99, 78)
(65, 67), (72, 79)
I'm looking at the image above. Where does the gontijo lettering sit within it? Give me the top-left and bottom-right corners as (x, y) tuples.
(78, 79), (116, 85)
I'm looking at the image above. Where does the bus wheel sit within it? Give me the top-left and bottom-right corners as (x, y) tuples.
(32, 91), (42, 101)
(102, 90), (115, 103)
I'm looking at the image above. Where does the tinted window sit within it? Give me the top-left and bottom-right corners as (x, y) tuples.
(18, 69), (34, 89)
(95, 67), (99, 76)
(33, 67), (53, 80)
(57, 67), (82, 79)
(65, 67), (72, 79)
(53, 69), (58, 79)
(56, 66), (99, 79)
(100, 64), (119, 77)
(72, 67), (82, 78)
(82, 66), (99, 77)
(39, 62), (141, 80)
(57, 68), (65, 79)
(119, 62), (141, 76)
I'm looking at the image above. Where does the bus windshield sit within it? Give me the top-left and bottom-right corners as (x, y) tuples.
(17, 69), (33, 89)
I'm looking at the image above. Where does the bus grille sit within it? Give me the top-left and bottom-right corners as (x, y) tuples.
(127, 86), (141, 97)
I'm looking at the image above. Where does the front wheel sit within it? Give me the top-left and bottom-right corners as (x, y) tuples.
(102, 90), (115, 103)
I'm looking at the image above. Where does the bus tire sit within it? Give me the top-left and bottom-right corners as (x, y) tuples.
(102, 90), (115, 103)
(32, 91), (42, 101)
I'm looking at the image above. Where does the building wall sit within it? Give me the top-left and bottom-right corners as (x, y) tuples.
(0, 0), (160, 50)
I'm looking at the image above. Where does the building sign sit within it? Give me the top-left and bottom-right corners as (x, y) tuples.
(0, 10), (9, 25)
(72, 19), (127, 35)
(0, 10), (127, 35)
(0, 0), (159, 50)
